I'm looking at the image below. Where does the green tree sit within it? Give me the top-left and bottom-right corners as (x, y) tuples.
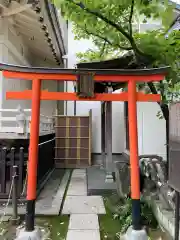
(55, 0), (179, 101)
(55, 0), (180, 168)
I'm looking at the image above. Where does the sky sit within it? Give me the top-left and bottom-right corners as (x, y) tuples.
(170, 0), (180, 7)
(172, 0), (180, 4)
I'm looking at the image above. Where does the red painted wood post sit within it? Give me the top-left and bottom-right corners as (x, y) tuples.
(128, 79), (141, 230)
(25, 78), (41, 232)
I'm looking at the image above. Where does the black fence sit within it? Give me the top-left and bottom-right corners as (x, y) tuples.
(0, 147), (26, 199)
(0, 136), (55, 200)
(37, 138), (55, 187)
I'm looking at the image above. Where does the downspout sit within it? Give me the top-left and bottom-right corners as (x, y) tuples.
(51, 5), (66, 55)
(62, 55), (68, 115)
(74, 82), (76, 116)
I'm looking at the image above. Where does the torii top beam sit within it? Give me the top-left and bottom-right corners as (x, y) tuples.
(0, 63), (169, 82)
(0, 63), (169, 102)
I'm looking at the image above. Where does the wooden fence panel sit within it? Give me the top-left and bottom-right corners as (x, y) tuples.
(55, 110), (92, 168)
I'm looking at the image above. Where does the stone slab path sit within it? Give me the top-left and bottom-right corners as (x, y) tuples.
(63, 169), (106, 240)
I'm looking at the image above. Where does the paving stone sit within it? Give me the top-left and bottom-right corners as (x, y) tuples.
(62, 196), (106, 214)
(72, 169), (86, 174)
(71, 170), (86, 178)
(67, 183), (87, 196)
(72, 172), (86, 176)
(67, 169), (87, 196)
(67, 187), (87, 196)
(69, 214), (99, 230)
(66, 230), (100, 240)
(71, 175), (86, 180)
(72, 170), (86, 173)
(0, 215), (11, 222)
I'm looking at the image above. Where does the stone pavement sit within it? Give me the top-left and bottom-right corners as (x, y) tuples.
(63, 169), (106, 240)
(0, 169), (70, 217)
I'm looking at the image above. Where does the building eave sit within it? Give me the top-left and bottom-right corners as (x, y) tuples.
(43, 0), (66, 56)
(32, 0), (66, 64)
(0, 0), (66, 65)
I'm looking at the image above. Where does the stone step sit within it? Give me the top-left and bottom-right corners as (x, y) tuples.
(62, 196), (106, 214)
(66, 230), (100, 240)
(69, 214), (99, 230)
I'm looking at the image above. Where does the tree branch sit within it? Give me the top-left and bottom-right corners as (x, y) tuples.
(68, 0), (147, 56)
(84, 25), (132, 50)
(129, 0), (134, 36)
(147, 82), (169, 120)
(100, 41), (106, 57)
(69, 0), (130, 39)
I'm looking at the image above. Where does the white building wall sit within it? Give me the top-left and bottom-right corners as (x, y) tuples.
(0, 18), (62, 119)
(137, 103), (166, 160)
(0, 18), (32, 125)
(31, 58), (63, 116)
(67, 23), (125, 153)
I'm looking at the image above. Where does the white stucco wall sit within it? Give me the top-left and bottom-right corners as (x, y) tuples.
(67, 23), (166, 158)
(0, 18), (32, 117)
(137, 103), (166, 160)
(31, 57), (64, 116)
(0, 18), (62, 119)
(67, 23), (125, 153)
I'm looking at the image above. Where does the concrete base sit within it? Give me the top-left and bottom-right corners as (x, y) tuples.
(15, 228), (42, 240)
(121, 226), (148, 240)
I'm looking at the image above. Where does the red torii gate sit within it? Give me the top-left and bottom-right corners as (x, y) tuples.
(0, 63), (169, 232)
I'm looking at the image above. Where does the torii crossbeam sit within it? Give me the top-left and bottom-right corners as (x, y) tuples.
(0, 63), (169, 233)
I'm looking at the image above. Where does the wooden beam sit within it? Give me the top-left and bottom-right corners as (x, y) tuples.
(20, 35), (49, 50)
(2, 3), (32, 17)
(6, 90), (161, 102)
(3, 71), (166, 82)
(19, 6), (38, 19)
(13, 22), (44, 39)
(14, 15), (40, 30)
(12, 25), (52, 57)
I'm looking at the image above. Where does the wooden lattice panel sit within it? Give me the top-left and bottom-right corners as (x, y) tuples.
(55, 110), (92, 168)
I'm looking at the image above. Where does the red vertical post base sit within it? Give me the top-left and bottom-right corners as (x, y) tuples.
(128, 79), (141, 230)
(25, 78), (41, 232)
(132, 199), (141, 230)
(26, 200), (35, 231)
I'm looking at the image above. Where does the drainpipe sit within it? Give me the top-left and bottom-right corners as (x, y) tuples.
(62, 55), (68, 115)
(74, 83), (76, 116)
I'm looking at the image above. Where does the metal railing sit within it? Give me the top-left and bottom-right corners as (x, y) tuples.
(0, 105), (54, 135)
